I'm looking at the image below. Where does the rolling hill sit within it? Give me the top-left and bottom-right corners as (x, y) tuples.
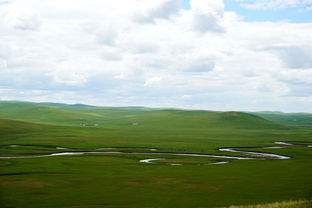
(252, 111), (312, 128)
(0, 101), (289, 129)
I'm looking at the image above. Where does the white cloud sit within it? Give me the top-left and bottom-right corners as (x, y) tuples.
(144, 77), (163, 87)
(0, 0), (311, 112)
(49, 71), (88, 86)
(181, 94), (193, 99)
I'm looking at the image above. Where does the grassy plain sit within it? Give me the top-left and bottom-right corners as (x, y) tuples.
(0, 101), (311, 208)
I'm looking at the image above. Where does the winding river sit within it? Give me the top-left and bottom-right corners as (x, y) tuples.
(0, 141), (310, 165)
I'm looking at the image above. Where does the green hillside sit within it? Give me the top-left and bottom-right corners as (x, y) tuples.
(110, 110), (288, 129)
(0, 101), (288, 129)
(253, 112), (312, 128)
(0, 101), (104, 125)
(0, 118), (46, 135)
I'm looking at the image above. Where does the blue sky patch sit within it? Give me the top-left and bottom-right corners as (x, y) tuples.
(182, 0), (312, 23)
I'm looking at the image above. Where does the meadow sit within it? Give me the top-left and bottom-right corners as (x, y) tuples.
(0, 101), (311, 208)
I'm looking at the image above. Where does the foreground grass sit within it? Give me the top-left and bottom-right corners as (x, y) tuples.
(226, 199), (312, 208)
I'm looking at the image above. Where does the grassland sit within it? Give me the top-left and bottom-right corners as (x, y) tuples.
(0, 101), (311, 208)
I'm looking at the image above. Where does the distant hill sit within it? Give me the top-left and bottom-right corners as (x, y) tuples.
(0, 101), (290, 129)
(252, 112), (312, 128)
(0, 101), (95, 108)
(37, 102), (94, 108)
(0, 101), (160, 110)
(126, 110), (289, 129)
(0, 101), (104, 125)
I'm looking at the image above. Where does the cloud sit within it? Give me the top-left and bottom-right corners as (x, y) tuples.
(101, 48), (123, 61)
(0, 0), (311, 112)
(191, 0), (225, 33)
(266, 45), (312, 69)
(95, 29), (118, 46)
(49, 71), (88, 86)
(144, 77), (163, 87)
(181, 94), (193, 99)
(124, 41), (160, 54)
(133, 0), (181, 23)
(0, 0), (11, 6)
(0, 59), (7, 71)
(182, 57), (216, 72)
(4, 8), (41, 30)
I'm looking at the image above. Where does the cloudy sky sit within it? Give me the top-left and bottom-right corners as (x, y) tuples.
(0, 0), (312, 112)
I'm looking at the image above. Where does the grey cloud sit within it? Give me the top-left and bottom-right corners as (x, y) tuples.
(192, 13), (225, 33)
(101, 52), (122, 61)
(269, 46), (312, 69)
(285, 85), (312, 97)
(95, 28), (118, 46)
(125, 42), (159, 54)
(0, 59), (7, 71)
(183, 59), (215, 72)
(81, 21), (118, 46)
(0, 0), (11, 6)
(0, 69), (51, 90)
(133, 0), (181, 23)
(190, 0), (225, 33)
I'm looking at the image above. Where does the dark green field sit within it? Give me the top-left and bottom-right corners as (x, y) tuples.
(0, 101), (311, 208)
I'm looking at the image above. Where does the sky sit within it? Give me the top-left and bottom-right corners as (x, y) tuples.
(0, 0), (312, 112)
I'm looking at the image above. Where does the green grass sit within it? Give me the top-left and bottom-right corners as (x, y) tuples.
(0, 102), (311, 208)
